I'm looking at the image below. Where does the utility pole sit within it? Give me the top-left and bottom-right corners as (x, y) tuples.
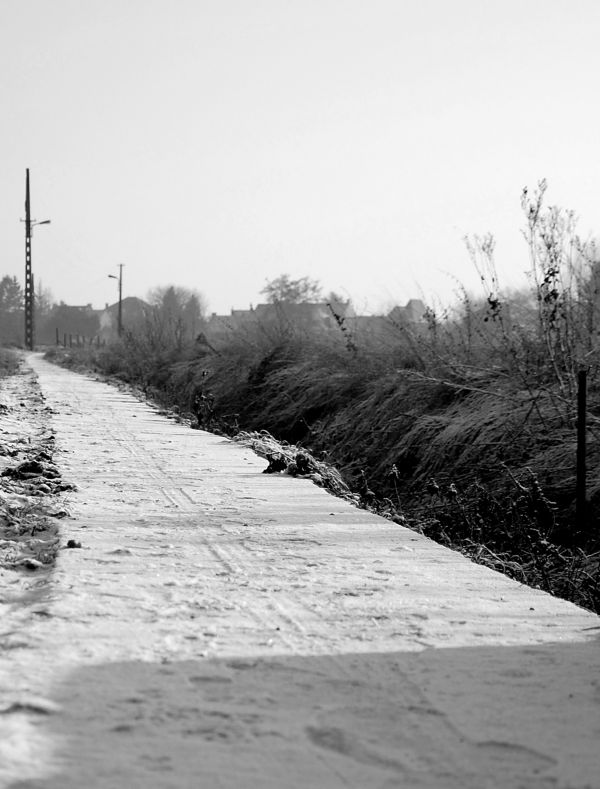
(24, 170), (33, 350)
(117, 263), (123, 337)
(108, 263), (124, 337)
(23, 169), (50, 350)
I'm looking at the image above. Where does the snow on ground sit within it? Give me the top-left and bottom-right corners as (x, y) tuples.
(0, 353), (599, 788)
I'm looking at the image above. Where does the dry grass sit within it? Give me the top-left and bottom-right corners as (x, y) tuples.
(44, 185), (600, 610)
(0, 348), (19, 378)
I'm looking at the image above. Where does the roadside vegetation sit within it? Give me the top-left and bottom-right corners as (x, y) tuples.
(0, 347), (19, 378)
(0, 349), (73, 573)
(44, 183), (600, 612)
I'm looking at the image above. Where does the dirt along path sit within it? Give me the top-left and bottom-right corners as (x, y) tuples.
(0, 353), (599, 789)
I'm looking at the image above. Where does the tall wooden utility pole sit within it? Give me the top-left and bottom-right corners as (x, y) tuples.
(24, 169), (33, 350)
(108, 263), (124, 336)
(117, 263), (123, 337)
(23, 169), (50, 350)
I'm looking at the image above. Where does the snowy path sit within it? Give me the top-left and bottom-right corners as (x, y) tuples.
(1, 354), (599, 788)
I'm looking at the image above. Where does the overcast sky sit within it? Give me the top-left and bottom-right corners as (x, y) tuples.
(1, 0), (599, 314)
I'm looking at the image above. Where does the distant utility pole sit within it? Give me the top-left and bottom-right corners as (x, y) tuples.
(23, 169), (50, 350)
(108, 263), (124, 337)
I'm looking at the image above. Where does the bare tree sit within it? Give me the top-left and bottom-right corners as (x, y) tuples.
(261, 274), (322, 303)
(144, 285), (208, 350)
(35, 283), (55, 317)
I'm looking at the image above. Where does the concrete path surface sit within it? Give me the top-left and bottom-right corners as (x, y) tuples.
(1, 354), (599, 788)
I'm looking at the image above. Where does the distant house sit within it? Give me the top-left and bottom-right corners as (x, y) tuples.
(344, 299), (427, 340)
(206, 300), (356, 341)
(37, 296), (426, 347)
(204, 299), (425, 345)
(388, 299), (426, 324)
(37, 302), (100, 345)
(98, 297), (148, 341)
